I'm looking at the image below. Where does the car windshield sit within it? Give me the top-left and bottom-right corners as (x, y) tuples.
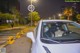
(41, 21), (80, 44)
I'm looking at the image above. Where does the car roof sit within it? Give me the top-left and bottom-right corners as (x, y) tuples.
(40, 20), (73, 22)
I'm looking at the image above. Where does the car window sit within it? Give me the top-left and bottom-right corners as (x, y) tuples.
(41, 22), (80, 44)
(42, 22), (68, 38)
(67, 22), (80, 34)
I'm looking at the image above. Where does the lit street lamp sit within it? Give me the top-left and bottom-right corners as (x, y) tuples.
(58, 14), (62, 19)
(31, 0), (37, 4)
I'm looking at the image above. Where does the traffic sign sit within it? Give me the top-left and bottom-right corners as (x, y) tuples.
(28, 5), (35, 12)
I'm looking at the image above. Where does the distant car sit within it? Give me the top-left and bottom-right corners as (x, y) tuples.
(26, 20), (80, 53)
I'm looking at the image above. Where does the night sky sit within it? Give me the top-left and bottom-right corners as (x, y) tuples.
(19, 0), (80, 18)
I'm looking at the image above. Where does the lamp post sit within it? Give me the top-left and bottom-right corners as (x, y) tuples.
(31, 0), (32, 26)
(28, 0), (37, 26)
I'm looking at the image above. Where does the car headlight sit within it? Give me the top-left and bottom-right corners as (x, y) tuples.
(43, 46), (51, 53)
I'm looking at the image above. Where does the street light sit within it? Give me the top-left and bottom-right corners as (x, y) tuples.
(28, 0), (37, 3)
(58, 14), (62, 19)
(58, 14), (62, 17)
(31, 0), (37, 2)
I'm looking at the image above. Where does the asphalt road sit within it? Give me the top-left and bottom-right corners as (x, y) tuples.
(6, 35), (32, 53)
(0, 26), (34, 53)
(0, 28), (22, 44)
(0, 29), (22, 36)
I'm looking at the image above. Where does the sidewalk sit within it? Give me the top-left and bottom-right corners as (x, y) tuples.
(0, 26), (26, 31)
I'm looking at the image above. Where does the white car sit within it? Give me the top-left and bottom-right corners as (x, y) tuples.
(27, 20), (80, 53)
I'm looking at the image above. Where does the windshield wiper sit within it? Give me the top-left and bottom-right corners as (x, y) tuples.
(41, 38), (60, 43)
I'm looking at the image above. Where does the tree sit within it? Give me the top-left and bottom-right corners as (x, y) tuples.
(4, 13), (14, 20)
(60, 15), (66, 20)
(10, 7), (22, 25)
(0, 12), (15, 26)
(63, 7), (73, 20)
(0, 13), (14, 20)
(76, 14), (80, 23)
(11, 7), (20, 15)
(28, 11), (40, 25)
(76, 14), (80, 20)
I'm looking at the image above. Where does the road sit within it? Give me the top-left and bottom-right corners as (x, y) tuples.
(0, 26), (34, 53)
(5, 35), (32, 53)
(0, 28), (23, 44)
(0, 29), (22, 36)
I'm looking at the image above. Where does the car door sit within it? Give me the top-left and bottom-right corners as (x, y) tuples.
(31, 24), (39, 53)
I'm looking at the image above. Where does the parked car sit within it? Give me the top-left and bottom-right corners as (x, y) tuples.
(26, 20), (80, 53)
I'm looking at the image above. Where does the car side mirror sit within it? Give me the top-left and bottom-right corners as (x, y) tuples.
(26, 32), (35, 43)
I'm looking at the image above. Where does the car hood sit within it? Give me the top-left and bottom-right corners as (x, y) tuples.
(43, 43), (80, 53)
